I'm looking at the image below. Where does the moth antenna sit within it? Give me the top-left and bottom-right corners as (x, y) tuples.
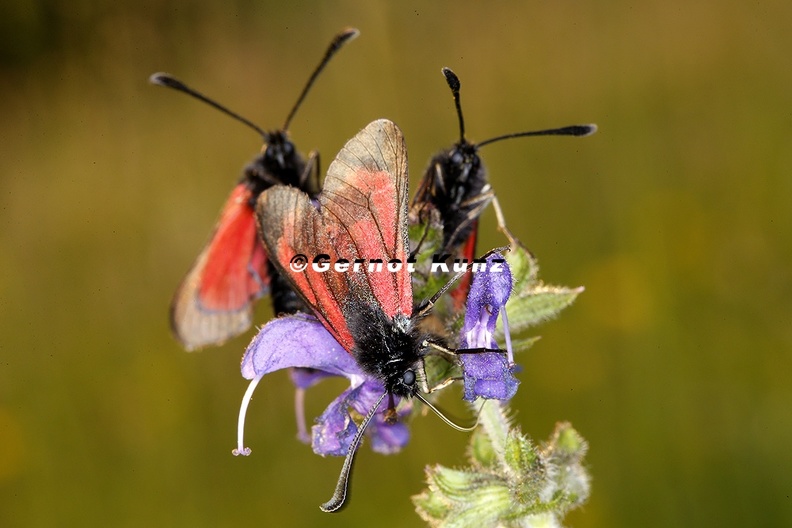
(149, 73), (268, 140)
(414, 392), (482, 432)
(441, 67), (466, 143)
(476, 123), (597, 148)
(231, 373), (264, 456)
(282, 28), (360, 131)
(320, 391), (386, 513)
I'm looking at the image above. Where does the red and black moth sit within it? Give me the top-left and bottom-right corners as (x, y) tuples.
(257, 119), (420, 399)
(151, 28), (359, 350)
(411, 67), (596, 305)
(256, 119), (478, 512)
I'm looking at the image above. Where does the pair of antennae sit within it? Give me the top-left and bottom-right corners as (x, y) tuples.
(440, 67), (597, 148)
(149, 27), (359, 140)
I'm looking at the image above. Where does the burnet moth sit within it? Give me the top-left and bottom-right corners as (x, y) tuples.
(150, 28), (359, 351)
(255, 119), (479, 512)
(411, 67), (596, 304)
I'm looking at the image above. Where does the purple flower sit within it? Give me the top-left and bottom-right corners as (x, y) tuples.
(233, 314), (411, 457)
(312, 378), (411, 456)
(458, 253), (518, 401)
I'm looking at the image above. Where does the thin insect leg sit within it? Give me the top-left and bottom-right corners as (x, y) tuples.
(298, 150), (320, 193)
(427, 376), (462, 393)
(423, 340), (459, 362)
(490, 194), (519, 247)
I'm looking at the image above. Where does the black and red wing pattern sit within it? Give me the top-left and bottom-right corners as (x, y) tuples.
(171, 184), (269, 350)
(256, 119), (411, 354)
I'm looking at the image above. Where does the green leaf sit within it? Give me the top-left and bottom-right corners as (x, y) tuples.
(503, 430), (538, 479)
(547, 422), (588, 460)
(409, 208), (449, 304)
(468, 427), (497, 468)
(414, 403), (590, 527)
(441, 484), (512, 528)
(505, 239), (540, 286)
(413, 482), (452, 521)
(498, 335), (541, 354)
(424, 354), (461, 390)
(429, 466), (501, 501)
(504, 284), (584, 335)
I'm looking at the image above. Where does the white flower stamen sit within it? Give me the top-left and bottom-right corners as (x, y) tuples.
(232, 373), (264, 456)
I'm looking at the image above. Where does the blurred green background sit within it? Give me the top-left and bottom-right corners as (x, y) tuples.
(1, 0), (790, 526)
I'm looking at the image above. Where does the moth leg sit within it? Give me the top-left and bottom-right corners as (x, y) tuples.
(459, 185), (495, 210)
(409, 203), (435, 260)
(443, 187), (519, 255)
(426, 376), (462, 393)
(422, 340), (460, 362)
(416, 361), (431, 394)
(299, 150), (322, 195)
(490, 192), (519, 247)
(432, 162), (446, 195)
(456, 346), (507, 355)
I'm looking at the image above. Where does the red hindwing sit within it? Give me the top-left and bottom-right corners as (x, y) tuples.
(171, 184), (269, 350)
(450, 220), (478, 309)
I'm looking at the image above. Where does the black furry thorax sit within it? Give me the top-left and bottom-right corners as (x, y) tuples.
(345, 303), (426, 398)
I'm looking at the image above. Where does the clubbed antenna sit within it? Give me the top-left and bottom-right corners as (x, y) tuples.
(149, 73), (268, 140)
(442, 67), (466, 143)
(477, 123), (597, 148)
(282, 28), (360, 131)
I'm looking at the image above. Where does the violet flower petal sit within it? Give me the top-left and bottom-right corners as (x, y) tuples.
(459, 352), (518, 401)
(347, 378), (392, 416)
(289, 367), (334, 389)
(240, 314), (363, 381)
(312, 378), (412, 456)
(368, 406), (412, 454)
(290, 368), (335, 443)
(369, 417), (410, 454)
(461, 254), (513, 349)
(459, 253), (519, 401)
(235, 315), (364, 456)
(236, 315), (413, 457)
(312, 385), (360, 456)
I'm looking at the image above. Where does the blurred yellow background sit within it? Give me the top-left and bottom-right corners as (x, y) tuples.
(1, 1), (790, 526)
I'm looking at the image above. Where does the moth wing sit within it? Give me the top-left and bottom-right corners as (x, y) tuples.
(257, 119), (411, 352)
(320, 118), (412, 319)
(171, 184), (269, 350)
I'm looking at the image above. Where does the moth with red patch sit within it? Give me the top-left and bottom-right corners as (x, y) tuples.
(255, 119), (470, 512)
(151, 28), (359, 350)
(257, 119), (420, 399)
(411, 67), (596, 305)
